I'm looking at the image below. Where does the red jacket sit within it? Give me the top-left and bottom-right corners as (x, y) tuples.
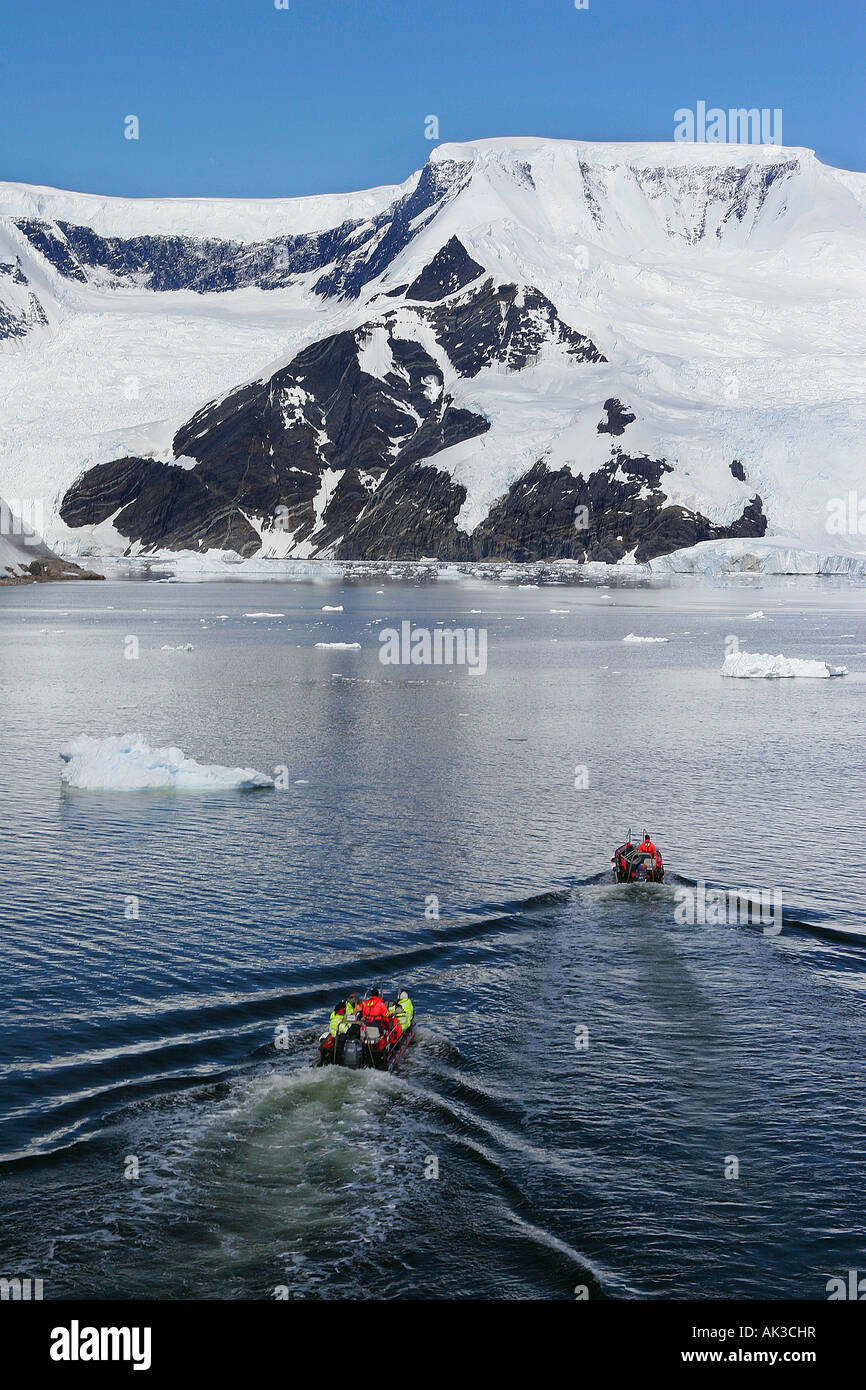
(361, 997), (390, 1023)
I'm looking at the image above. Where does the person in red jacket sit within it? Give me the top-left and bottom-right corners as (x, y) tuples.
(361, 986), (390, 1023)
(638, 832), (663, 875)
(361, 986), (396, 1050)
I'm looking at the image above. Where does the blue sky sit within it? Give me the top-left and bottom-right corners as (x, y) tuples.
(1, 0), (862, 197)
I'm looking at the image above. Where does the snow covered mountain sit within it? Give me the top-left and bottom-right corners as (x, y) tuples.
(3, 138), (866, 567)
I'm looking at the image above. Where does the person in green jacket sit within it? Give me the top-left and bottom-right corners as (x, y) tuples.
(328, 1000), (349, 1036)
(394, 990), (414, 1032)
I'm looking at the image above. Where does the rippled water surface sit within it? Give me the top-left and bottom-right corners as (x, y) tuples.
(1, 574), (865, 1298)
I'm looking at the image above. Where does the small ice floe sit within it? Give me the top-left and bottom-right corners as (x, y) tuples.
(59, 734), (274, 790)
(321, 605), (343, 611)
(549, 609), (570, 614)
(623, 633), (668, 643)
(744, 610), (766, 620)
(315, 641), (361, 649)
(160, 643), (194, 652)
(244, 612), (284, 618)
(722, 651), (848, 679)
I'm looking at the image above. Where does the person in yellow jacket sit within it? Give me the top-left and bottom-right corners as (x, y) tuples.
(329, 994), (361, 1036)
(328, 1001), (346, 1037)
(394, 990), (414, 1031)
(342, 995), (358, 1031)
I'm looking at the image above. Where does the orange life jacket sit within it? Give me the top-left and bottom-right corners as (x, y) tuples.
(362, 996), (390, 1023)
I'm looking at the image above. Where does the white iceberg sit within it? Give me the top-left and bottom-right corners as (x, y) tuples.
(744, 611), (766, 620)
(623, 633), (668, 643)
(160, 643), (194, 652)
(244, 611), (284, 618)
(722, 651), (848, 679)
(59, 734), (274, 790)
(321, 605), (343, 611)
(314, 641), (361, 649)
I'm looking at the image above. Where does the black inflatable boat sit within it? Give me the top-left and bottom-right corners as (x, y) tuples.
(612, 832), (665, 884)
(318, 1013), (416, 1071)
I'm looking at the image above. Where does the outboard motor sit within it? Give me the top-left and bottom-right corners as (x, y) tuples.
(340, 1037), (363, 1069)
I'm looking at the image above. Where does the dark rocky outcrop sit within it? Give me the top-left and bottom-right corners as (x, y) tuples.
(468, 456), (766, 563)
(425, 280), (605, 377)
(0, 259), (48, 340)
(597, 398), (636, 436)
(405, 236), (484, 301)
(12, 160), (472, 302)
(313, 160), (471, 300)
(0, 557), (105, 585)
(335, 465), (472, 561)
(14, 214), (358, 295)
(61, 318), (490, 555)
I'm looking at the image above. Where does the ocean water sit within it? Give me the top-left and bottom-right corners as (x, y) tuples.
(1, 572), (865, 1299)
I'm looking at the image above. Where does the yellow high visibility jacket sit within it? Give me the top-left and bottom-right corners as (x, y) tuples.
(395, 996), (414, 1029)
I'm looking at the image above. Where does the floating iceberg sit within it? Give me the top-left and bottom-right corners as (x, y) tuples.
(59, 734), (274, 790)
(623, 633), (668, 643)
(314, 641), (361, 649)
(744, 611), (766, 620)
(722, 651), (848, 679)
(321, 605), (343, 611)
(160, 643), (194, 652)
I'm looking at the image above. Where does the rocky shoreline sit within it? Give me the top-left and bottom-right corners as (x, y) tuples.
(0, 556), (104, 586)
